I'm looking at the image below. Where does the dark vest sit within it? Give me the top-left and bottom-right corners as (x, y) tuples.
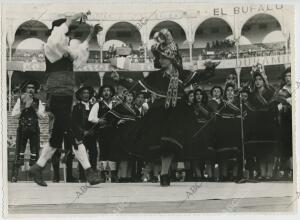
(19, 97), (40, 131)
(97, 100), (111, 118)
(45, 56), (73, 73)
(45, 55), (75, 96)
(73, 102), (93, 130)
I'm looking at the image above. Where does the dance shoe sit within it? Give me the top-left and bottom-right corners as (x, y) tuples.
(160, 174), (171, 187)
(85, 168), (105, 185)
(29, 164), (47, 187)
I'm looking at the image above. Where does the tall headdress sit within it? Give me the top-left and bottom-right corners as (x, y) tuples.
(151, 29), (183, 108)
(250, 63), (269, 91)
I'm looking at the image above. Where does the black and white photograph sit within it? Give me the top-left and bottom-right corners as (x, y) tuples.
(0, 0), (298, 217)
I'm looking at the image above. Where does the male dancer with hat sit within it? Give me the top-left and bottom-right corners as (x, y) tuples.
(89, 85), (117, 181)
(29, 12), (104, 186)
(11, 81), (46, 182)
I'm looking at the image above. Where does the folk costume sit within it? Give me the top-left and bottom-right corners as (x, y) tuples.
(214, 83), (244, 181)
(11, 81), (46, 182)
(127, 29), (214, 162)
(106, 100), (139, 181)
(215, 99), (242, 161)
(188, 89), (215, 161)
(244, 64), (279, 180)
(276, 67), (292, 159)
(275, 67), (292, 180)
(29, 14), (104, 186)
(244, 67), (279, 159)
(72, 86), (98, 181)
(88, 85), (117, 180)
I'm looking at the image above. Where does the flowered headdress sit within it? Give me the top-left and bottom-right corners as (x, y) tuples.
(151, 29), (183, 108)
(250, 63), (269, 91)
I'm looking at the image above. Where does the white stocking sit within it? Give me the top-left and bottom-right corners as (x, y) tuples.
(37, 145), (57, 167)
(73, 144), (91, 170)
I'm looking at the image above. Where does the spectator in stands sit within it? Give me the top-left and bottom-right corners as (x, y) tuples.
(11, 81), (46, 182)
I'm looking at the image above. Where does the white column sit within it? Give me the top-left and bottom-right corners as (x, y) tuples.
(285, 33), (289, 55)
(98, 72), (105, 86)
(6, 19), (15, 62)
(188, 41), (193, 63)
(9, 46), (12, 61)
(100, 45), (103, 63)
(235, 67), (242, 88)
(8, 70), (13, 111)
(144, 43), (147, 63)
(97, 32), (104, 64)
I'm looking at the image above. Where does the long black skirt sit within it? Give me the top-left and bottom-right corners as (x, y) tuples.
(108, 121), (137, 161)
(181, 118), (216, 161)
(244, 110), (279, 158)
(215, 115), (241, 161)
(126, 102), (199, 161)
(278, 110), (292, 158)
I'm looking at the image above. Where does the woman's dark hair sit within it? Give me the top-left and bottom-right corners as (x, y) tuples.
(210, 85), (223, 97)
(223, 83), (236, 100)
(194, 88), (208, 106)
(124, 91), (134, 103)
(184, 90), (195, 104)
(279, 67), (291, 88)
(252, 71), (267, 90)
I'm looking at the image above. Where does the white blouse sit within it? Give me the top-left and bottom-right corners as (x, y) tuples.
(88, 101), (113, 124)
(44, 22), (89, 69)
(12, 98), (46, 119)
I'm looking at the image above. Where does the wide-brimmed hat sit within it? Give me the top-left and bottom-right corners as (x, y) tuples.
(47, 18), (78, 36)
(20, 80), (40, 93)
(75, 86), (95, 100)
(97, 85), (115, 98)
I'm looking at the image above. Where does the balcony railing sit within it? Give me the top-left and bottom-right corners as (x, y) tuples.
(8, 43), (289, 63)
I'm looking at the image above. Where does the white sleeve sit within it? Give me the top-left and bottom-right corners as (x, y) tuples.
(44, 23), (70, 63)
(69, 40), (89, 69)
(88, 103), (100, 124)
(11, 98), (21, 118)
(37, 101), (46, 119)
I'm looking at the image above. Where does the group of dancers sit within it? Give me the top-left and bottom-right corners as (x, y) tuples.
(10, 11), (292, 187)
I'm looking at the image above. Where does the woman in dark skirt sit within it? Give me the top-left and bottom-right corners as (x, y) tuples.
(245, 64), (278, 180)
(240, 87), (258, 179)
(174, 90), (197, 181)
(276, 67), (292, 180)
(125, 29), (217, 186)
(106, 90), (139, 181)
(215, 83), (242, 181)
(188, 88), (215, 180)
